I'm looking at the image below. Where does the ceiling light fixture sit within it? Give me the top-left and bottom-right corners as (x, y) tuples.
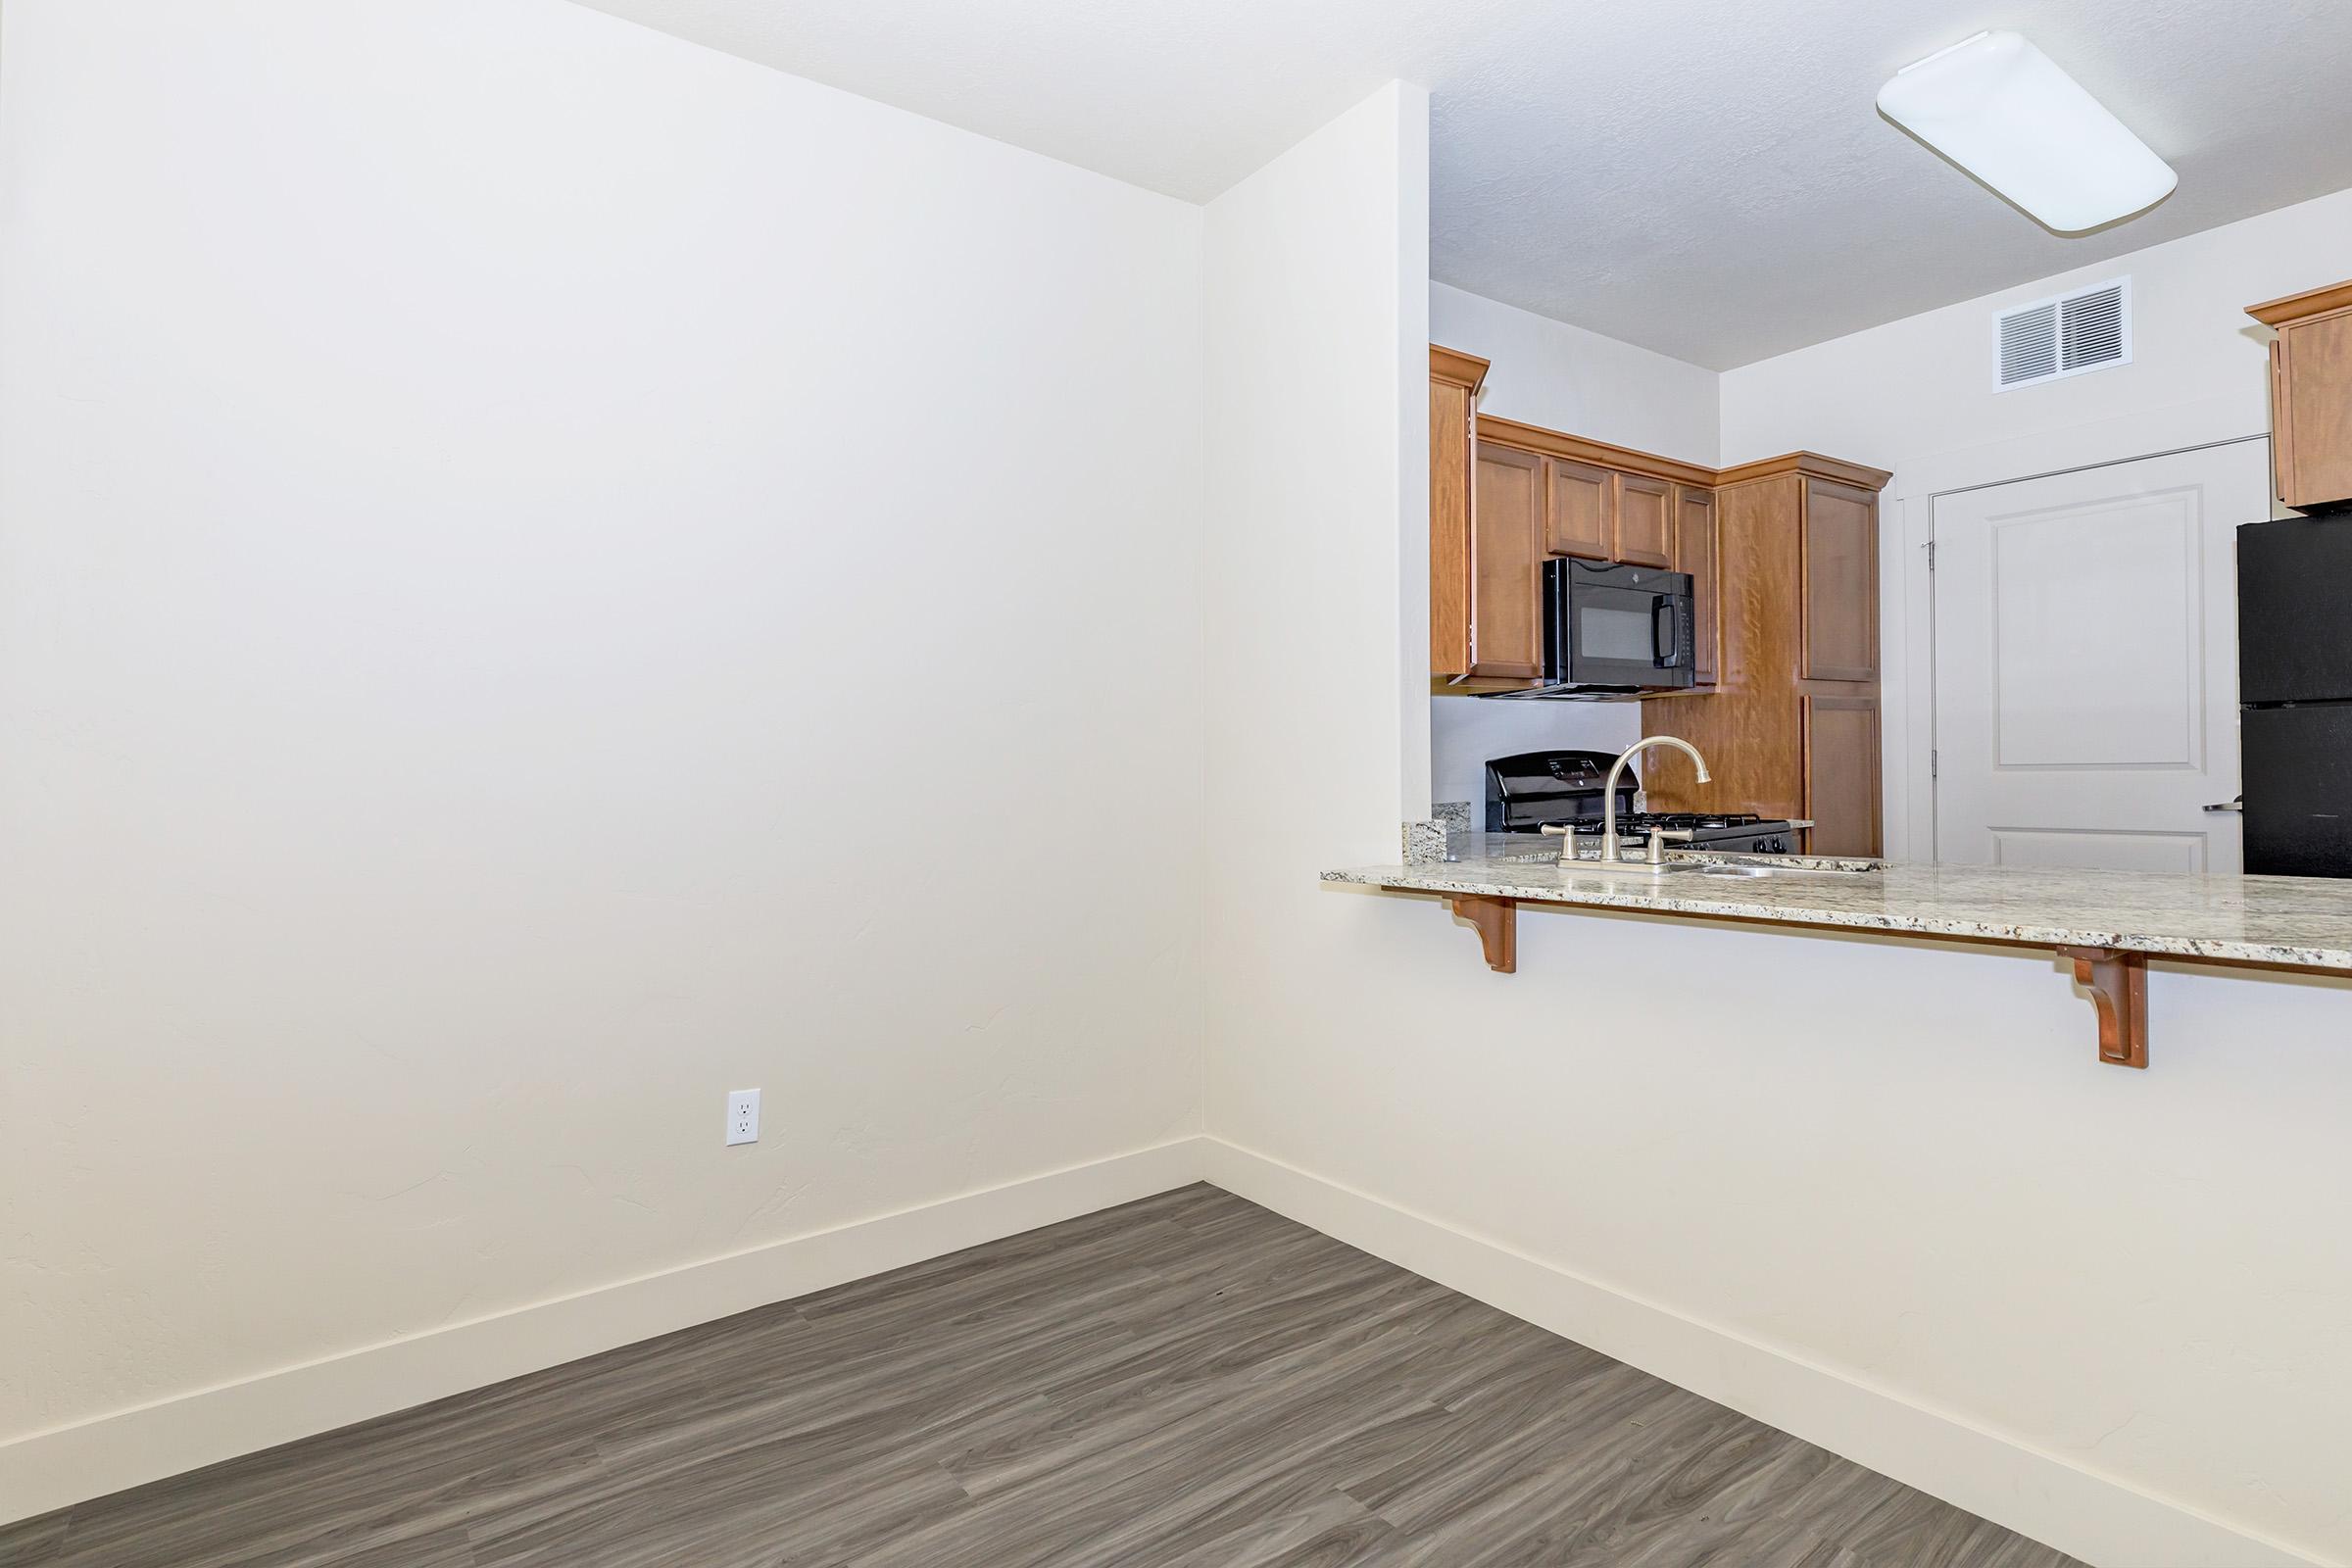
(1877, 30), (2177, 233)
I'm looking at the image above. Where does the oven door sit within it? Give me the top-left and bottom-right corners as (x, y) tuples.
(1548, 561), (1695, 690)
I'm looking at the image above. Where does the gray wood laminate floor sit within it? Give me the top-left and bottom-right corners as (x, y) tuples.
(2, 1185), (2083, 1568)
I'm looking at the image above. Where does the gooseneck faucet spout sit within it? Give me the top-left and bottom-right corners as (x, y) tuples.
(1602, 736), (1711, 864)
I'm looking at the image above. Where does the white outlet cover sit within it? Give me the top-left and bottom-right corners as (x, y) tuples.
(725, 1087), (760, 1147)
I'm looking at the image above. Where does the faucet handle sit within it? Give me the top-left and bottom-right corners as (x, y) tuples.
(1540, 822), (1585, 864)
(1643, 828), (1696, 865)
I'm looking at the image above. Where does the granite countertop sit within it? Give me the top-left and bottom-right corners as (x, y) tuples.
(1325, 834), (2352, 970)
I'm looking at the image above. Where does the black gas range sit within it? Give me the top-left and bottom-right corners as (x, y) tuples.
(1483, 749), (1799, 855)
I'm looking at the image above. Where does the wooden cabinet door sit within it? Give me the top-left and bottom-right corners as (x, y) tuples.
(2270, 338), (2294, 509)
(1471, 444), (1544, 678)
(1801, 478), (1878, 682)
(1671, 485), (1717, 683)
(2277, 315), (2352, 510)
(1429, 374), (1477, 676)
(1614, 472), (1673, 568)
(1804, 695), (1882, 857)
(1545, 459), (1612, 560)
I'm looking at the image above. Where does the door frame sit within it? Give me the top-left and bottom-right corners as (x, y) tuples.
(1907, 432), (2272, 862)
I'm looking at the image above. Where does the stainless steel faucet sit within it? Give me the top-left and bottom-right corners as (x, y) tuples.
(1601, 736), (1712, 865)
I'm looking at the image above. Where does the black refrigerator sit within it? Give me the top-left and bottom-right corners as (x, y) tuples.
(2239, 514), (2352, 876)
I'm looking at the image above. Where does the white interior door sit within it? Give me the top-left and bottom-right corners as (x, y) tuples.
(1932, 442), (2265, 873)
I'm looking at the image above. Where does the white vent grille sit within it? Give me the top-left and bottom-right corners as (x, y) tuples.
(2000, 304), (2058, 385)
(1995, 277), (2132, 390)
(2061, 283), (2126, 369)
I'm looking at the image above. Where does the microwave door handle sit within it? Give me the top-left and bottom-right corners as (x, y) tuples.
(1651, 600), (1676, 665)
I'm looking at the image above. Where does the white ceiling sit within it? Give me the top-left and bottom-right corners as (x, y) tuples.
(572, 0), (2352, 368)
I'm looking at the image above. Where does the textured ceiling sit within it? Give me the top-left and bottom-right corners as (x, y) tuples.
(570, 0), (2352, 368)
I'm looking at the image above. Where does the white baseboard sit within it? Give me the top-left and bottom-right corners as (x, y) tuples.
(12, 1133), (2328, 1567)
(0, 1136), (1209, 1526)
(1200, 1137), (2328, 1568)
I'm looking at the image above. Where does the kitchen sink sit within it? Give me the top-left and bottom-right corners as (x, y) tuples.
(1685, 856), (1880, 877)
(1554, 856), (1878, 879)
(1690, 862), (1861, 878)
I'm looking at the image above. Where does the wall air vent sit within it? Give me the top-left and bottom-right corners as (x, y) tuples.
(1995, 277), (2131, 391)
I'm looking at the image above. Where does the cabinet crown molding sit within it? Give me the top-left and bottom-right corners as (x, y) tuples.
(2247, 277), (2352, 328)
(1429, 343), (1491, 390)
(1713, 452), (1893, 493)
(1476, 414), (1891, 497)
(1474, 416), (1718, 490)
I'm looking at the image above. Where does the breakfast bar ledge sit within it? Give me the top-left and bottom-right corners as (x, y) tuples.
(1323, 847), (2352, 1069)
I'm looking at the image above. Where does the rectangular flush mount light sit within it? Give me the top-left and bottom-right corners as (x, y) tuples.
(1878, 30), (2176, 232)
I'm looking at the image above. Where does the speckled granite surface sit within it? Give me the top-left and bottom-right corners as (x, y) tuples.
(1329, 835), (2352, 969)
(1458, 833), (1880, 874)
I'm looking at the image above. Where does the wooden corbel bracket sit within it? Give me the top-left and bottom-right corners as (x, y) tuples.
(2057, 946), (2149, 1068)
(1409, 891), (2152, 1062)
(1448, 895), (1517, 973)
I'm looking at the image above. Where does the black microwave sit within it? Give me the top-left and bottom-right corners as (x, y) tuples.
(1540, 559), (1696, 694)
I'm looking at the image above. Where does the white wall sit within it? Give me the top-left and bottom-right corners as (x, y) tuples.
(1207, 137), (2352, 1568)
(1203, 82), (1430, 866)
(1721, 185), (2352, 490)
(0, 0), (1203, 1506)
(1723, 183), (2352, 862)
(1432, 282), (1719, 463)
(1422, 285), (1716, 814)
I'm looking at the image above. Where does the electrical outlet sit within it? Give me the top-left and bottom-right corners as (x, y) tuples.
(725, 1088), (760, 1147)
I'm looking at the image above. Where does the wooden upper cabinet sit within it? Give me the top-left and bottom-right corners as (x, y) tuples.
(2250, 279), (2352, 511)
(1428, 344), (1489, 678)
(1470, 443), (1545, 679)
(1545, 459), (1613, 560)
(1672, 485), (1718, 684)
(1801, 477), (1879, 683)
(1614, 472), (1673, 568)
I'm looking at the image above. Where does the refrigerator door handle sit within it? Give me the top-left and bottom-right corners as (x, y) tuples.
(2204, 798), (2244, 812)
